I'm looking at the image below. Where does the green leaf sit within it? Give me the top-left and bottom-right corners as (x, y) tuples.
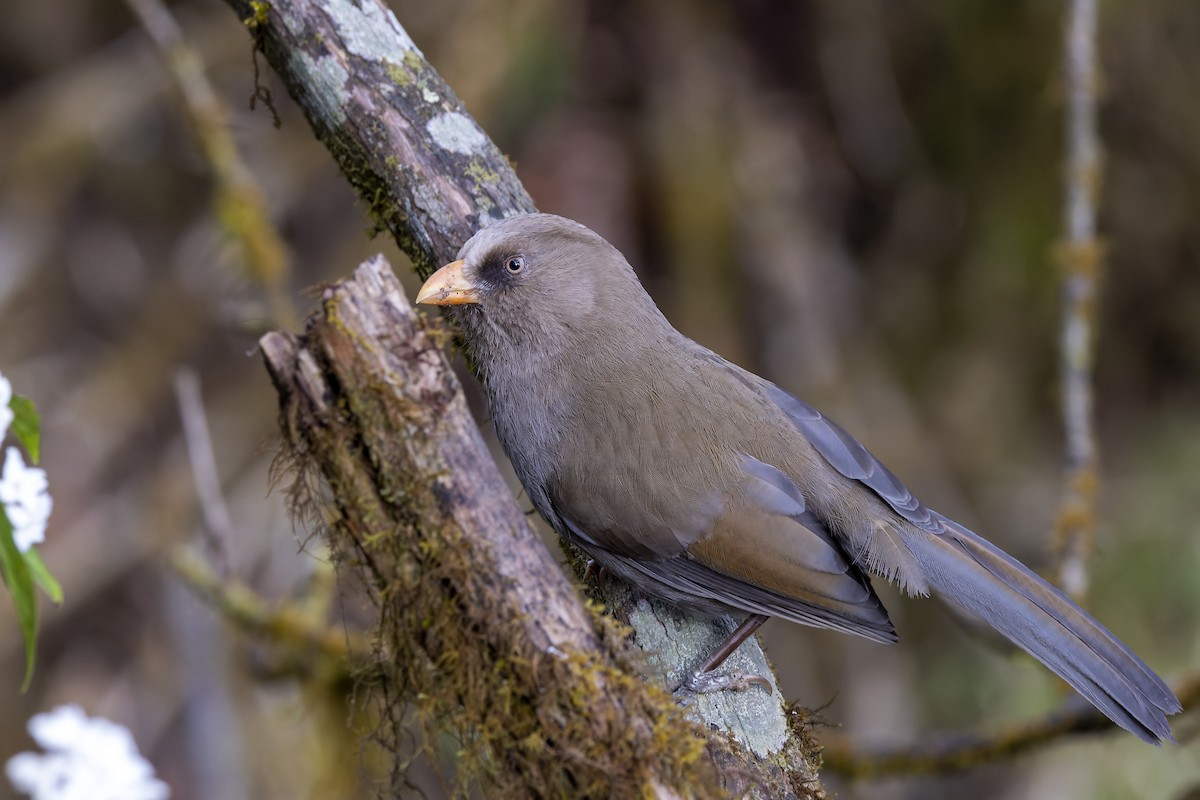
(0, 511), (38, 691)
(22, 548), (62, 605)
(9, 394), (40, 464)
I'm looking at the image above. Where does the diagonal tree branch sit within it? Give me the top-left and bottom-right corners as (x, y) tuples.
(227, 0), (534, 276)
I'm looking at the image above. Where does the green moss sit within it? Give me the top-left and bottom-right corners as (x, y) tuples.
(783, 703), (829, 798)
(384, 59), (414, 87)
(402, 49), (424, 73)
(318, 129), (409, 245)
(464, 159), (500, 187)
(244, 0), (270, 29)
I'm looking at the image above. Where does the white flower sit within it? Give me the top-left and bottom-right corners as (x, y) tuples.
(0, 447), (51, 552)
(0, 372), (12, 441)
(6, 705), (169, 800)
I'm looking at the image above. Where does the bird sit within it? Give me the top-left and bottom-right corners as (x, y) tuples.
(415, 212), (1180, 743)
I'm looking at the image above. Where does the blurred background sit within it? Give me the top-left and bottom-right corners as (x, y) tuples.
(2, 0), (1199, 797)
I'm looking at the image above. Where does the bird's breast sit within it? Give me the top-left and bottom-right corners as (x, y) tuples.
(480, 352), (578, 519)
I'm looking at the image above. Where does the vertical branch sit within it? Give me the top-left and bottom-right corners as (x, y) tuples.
(1053, 0), (1102, 602)
(172, 369), (234, 576)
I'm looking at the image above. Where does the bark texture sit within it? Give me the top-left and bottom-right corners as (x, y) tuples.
(230, 0), (534, 277)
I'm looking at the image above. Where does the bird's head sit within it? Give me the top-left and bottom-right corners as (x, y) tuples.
(416, 214), (666, 357)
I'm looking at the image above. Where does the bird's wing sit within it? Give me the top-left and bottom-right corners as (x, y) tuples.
(551, 454), (897, 643)
(761, 382), (941, 533)
(687, 358), (930, 590)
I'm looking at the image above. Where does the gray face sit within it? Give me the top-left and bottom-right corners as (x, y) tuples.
(419, 213), (667, 376)
(453, 216), (603, 346)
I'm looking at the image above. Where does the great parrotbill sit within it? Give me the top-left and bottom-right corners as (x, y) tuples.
(416, 213), (1179, 742)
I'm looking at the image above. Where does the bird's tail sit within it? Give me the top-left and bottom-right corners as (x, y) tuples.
(903, 515), (1180, 742)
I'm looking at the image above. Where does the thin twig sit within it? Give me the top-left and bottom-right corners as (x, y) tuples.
(173, 368), (234, 576)
(123, 0), (299, 330)
(823, 670), (1200, 779)
(1053, 0), (1103, 603)
(169, 546), (369, 667)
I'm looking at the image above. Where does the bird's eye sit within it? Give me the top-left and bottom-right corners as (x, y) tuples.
(504, 255), (526, 275)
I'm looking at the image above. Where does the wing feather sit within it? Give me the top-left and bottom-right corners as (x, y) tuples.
(549, 454), (898, 644)
(763, 383), (939, 532)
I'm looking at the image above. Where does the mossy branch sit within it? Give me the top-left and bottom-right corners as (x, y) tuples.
(224, 0), (535, 278)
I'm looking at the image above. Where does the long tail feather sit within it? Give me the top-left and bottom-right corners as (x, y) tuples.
(903, 516), (1180, 743)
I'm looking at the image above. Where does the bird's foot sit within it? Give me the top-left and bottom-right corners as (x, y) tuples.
(581, 559), (610, 587)
(672, 669), (773, 703)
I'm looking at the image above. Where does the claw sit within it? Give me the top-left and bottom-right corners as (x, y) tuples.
(673, 669), (774, 702)
(581, 559), (609, 586)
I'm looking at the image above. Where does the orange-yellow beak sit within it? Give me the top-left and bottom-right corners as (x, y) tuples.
(415, 259), (481, 306)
